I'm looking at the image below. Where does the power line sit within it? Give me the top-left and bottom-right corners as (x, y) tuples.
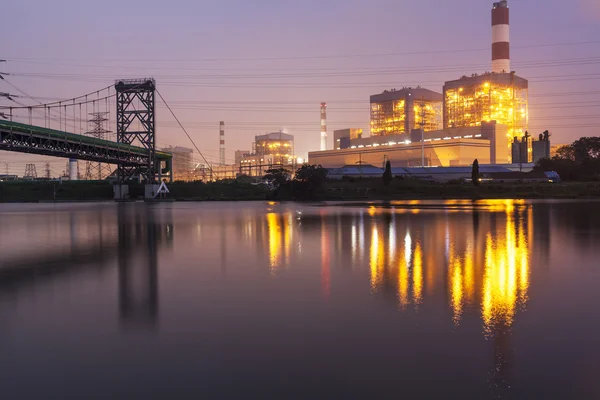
(156, 89), (216, 178)
(5, 39), (600, 63)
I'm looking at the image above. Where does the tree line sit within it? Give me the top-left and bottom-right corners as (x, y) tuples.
(535, 137), (600, 181)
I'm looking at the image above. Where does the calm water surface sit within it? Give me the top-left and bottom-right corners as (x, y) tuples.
(1, 200), (599, 399)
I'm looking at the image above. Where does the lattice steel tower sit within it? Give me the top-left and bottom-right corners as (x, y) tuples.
(84, 112), (112, 180)
(24, 163), (37, 179)
(115, 79), (156, 183)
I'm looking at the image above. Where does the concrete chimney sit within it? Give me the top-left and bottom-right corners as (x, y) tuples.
(219, 121), (225, 166)
(320, 102), (327, 151)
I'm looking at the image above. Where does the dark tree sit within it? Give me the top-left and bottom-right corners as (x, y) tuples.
(383, 160), (393, 186)
(263, 168), (290, 189)
(293, 164), (328, 199)
(536, 136), (600, 181)
(471, 159), (480, 186)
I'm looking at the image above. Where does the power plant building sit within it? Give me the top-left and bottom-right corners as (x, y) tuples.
(309, 122), (508, 168)
(308, 0), (540, 168)
(370, 87), (442, 136)
(334, 128), (363, 150)
(443, 72), (528, 147)
(238, 131), (296, 176)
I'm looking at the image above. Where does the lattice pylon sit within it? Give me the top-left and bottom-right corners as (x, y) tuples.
(24, 163), (37, 179)
(84, 112), (113, 180)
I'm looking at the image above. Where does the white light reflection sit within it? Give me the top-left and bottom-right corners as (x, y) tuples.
(404, 231), (412, 269)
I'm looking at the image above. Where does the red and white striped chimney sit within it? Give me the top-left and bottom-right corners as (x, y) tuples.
(492, 1), (510, 73)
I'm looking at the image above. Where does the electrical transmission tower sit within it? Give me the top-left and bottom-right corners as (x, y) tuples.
(84, 112), (113, 180)
(44, 162), (51, 179)
(24, 164), (37, 179)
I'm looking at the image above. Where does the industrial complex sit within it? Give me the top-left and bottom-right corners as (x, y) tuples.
(309, 0), (549, 171)
(27, 0), (550, 184)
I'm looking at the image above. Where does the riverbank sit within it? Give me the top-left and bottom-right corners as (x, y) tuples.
(2, 179), (600, 202)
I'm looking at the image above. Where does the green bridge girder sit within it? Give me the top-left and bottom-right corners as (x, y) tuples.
(0, 120), (171, 170)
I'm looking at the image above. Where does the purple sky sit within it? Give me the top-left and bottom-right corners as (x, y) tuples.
(1, 0), (599, 174)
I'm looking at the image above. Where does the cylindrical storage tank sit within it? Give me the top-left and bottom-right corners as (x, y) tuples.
(69, 159), (77, 181)
(492, 1), (510, 73)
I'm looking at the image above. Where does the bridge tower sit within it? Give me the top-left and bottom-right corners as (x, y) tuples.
(115, 79), (156, 184)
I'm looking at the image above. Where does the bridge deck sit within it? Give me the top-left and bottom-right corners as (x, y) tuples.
(0, 120), (171, 165)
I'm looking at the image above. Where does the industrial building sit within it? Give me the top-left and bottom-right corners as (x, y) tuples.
(334, 128), (362, 150)
(236, 131), (297, 177)
(443, 72), (528, 144)
(310, 122), (508, 168)
(309, 0), (542, 168)
(162, 146), (194, 181)
(370, 87), (442, 136)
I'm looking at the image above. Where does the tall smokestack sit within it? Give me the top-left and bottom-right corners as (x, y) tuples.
(492, 1), (510, 73)
(219, 121), (225, 166)
(320, 102), (327, 151)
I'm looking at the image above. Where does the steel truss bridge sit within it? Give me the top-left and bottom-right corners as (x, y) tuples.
(0, 78), (172, 183)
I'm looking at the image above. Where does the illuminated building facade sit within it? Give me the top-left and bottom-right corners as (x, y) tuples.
(252, 132), (294, 165)
(239, 131), (297, 177)
(370, 87), (442, 136)
(443, 72), (528, 149)
(310, 122), (508, 168)
(334, 128), (363, 150)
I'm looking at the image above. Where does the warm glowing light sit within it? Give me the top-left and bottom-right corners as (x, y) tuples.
(444, 80), (528, 150)
(267, 213), (282, 272)
(413, 243), (423, 305)
(398, 248), (410, 309)
(481, 203), (530, 335)
(369, 226), (384, 291)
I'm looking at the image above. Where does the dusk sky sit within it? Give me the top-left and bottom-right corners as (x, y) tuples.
(2, 0), (600, 174)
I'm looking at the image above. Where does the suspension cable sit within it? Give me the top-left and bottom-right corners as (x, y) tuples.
(156, 89), (216, 179)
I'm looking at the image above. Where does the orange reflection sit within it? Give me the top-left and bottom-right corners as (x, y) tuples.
(369, 225), (384, 291)
(413, 243), (423, 305)
(284, 213), (292, 265)
(449, 245), (465, 325)
(267, 213), (281, 272)
(481, 203), (530, 334)
(397, 248), (409, 309)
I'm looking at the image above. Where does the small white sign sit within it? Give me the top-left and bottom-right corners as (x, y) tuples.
(154, 181), (170, 198)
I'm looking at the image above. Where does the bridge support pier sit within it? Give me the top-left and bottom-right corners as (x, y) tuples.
(114, 185), (129, 200)
(144, 184), (160, 200)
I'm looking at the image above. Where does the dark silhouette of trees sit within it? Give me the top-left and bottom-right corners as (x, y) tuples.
(263, 168), (290, 189)
(471, 159), (480, 186)
(535, 137), (600, 181)
(293, 164), (328, 200)
(383, 160), (393, 186)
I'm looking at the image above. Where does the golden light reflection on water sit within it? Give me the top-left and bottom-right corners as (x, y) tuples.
(269, 200), (533, 332)
(412, 243), (423, 305)
(266, 212), (294, 273)
(397, 247), (409, 309)
(369, 225), (384, 291)
(358, 200), (532, 330)
(267, 213), (281, 272)
(481, 204), (530, 334)
(449, 246), (465, 325)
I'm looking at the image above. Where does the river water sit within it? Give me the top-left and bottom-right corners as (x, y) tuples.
(0, 200), (599, 399)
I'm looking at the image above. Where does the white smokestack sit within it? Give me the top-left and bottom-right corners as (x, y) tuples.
(219, 121), (225, 166)
(320, 102), (327, 151)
